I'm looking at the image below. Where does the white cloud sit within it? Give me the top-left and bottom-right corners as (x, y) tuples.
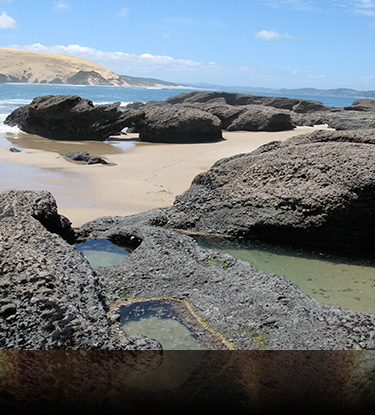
(53, 1), (71, 12)
(0, 11), (16, 29)
(116, 7), (130, 18)
(351, 0), (375, 16)
(254, 30), (298, 41)
(18, 43), (214, 72)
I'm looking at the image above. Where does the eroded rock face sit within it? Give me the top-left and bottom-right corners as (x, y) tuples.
(4, 95), (143, 141)
(165, 129), (375, 256)
(0, 190), (161, 350)
(3, 188), (375, 350)
(75, 210), (375, 350)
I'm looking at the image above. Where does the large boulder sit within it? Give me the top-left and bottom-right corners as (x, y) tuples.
(165, 129), (375, 256)
(4, 95), (143, 141)
(225, 105), (294, 131)
(0, 189), (161, 349)
(136, 104), (223, 143)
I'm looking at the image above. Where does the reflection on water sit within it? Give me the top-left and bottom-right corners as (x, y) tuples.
(74, 238), (132, 268)
(117, 299), (232, 350)
(195, 236), (375, 314)
(1, 130), (135, 155)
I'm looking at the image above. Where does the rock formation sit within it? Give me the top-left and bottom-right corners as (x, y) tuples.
(0, 190), (161, 349)
(74, 203), (375, 350)
(135, 104), (223, 143)
(164, 128), (375, 256)
(4, 95), (143, 141)
(163, 91), (375, 131)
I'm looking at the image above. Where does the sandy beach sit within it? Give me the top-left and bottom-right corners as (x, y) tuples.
(0, 126), (329, 226)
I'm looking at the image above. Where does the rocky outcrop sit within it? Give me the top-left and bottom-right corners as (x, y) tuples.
(163, 128), (375, 256)
(4, 95), (143, 141)
(0, 190), (161, 349)
(3, 182), (375, 350)
(135, 104), (223, 143)
(74, 208), (375, 351)
(164, 91), (375, 131)
(344, 99), (375, 112)
(165, 91), (327, 112)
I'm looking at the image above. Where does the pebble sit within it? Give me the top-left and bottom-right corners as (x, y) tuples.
(265, 317), (278, 324)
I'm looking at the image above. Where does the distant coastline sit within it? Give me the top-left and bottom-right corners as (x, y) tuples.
(1, 47), (374, 99)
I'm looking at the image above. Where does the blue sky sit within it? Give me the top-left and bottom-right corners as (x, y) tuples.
(0, 0), (375, 89)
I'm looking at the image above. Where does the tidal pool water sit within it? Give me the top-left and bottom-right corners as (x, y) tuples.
(117, 299), (231, 350)
(195, 236), (375, 315)
(74, 238), (132, 268)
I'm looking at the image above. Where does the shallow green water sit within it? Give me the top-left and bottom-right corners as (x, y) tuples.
(196, 237), (375, 315)
(122, 316), (201, 350)
(74, 238), (131, 268)
(119, 300), (202, 350)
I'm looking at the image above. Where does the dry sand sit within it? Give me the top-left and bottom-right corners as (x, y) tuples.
(0, 126), (329, 226)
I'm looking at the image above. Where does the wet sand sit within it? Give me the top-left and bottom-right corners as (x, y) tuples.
(0, 126), (329, 226)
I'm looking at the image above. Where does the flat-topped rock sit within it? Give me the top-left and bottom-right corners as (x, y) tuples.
(165, 128), (375, 256)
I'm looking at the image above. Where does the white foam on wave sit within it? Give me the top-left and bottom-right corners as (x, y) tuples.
(0, 98), (31, 106)
(0, 114), (21, 134)
(93, 101), (133, 107)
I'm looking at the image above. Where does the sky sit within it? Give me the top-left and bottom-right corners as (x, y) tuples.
(0, 0), (375, 90)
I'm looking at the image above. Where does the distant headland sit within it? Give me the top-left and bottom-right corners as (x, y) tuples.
(0, 47), (185, 88)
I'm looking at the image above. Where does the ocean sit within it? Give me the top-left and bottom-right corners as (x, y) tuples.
(0, 83), (363, 137)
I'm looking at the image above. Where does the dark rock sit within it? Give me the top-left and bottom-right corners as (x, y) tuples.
(63, 151), (108, 165)
(178, 100), (294, 131)
(75, 209), (375, 350)
(4, 95), (143, 141)
(0, 189), (161, 350)
(166, 91), (326, 112)
(344, 99), (375, 112)
(136, 104), (223, 143)
(165, 129), (375, 256)
(165, 91), (375, 131)
(3, 188), (375, 350)
(226, 105), (294, 131)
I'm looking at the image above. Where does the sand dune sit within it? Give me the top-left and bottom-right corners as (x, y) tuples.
(0, 47), (127, 86)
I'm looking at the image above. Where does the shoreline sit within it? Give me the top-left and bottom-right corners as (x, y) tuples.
(0, 126), (329, 227)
